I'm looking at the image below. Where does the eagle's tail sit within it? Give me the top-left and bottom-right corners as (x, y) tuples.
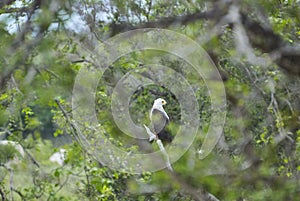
(157, 130), (173, 143)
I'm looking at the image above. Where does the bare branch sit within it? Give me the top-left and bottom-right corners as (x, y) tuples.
(23, 148), (40, 168)
(107, 3), (300, 76)
(238, 10), (300, 75)
(0, 187), (5, 201)
(9, 168), (14, 201)
(11, 187), (24, 201)
(54, 99), (87, 149)
(46, 175), (69, 201)
(109, 6), (228, 36)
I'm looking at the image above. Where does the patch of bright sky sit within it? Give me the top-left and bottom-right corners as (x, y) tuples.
(64, 0), (112, 34)
(64, 12), (90, 33)
(0, 0), (29, 34)
(0, 0), (112, 34)
(0, 0), (155, 34)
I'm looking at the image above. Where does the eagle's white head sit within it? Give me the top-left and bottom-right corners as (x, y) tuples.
(153, 98), (167, 107)
(151, 98), (169, 120)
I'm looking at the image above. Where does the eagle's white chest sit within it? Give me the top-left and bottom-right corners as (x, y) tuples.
(150, 105), (169, 120)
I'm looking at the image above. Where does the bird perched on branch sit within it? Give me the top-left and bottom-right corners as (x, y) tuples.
(149, 98), (173, 143)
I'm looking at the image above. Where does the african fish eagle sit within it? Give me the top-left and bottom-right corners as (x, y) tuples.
(149, 98), (173, 143)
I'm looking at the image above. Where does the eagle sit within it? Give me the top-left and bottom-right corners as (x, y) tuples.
(149, 98), (173, 143)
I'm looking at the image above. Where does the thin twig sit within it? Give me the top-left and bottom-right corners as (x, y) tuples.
(46, 174), (69, 201)
(269, 92), (294, 143)
(23, 148), (40, 168)
(11, 187), (24, 201)
(0, 187), (5, 201)
(9, 168), (14, 201)
(10, 75), (23, 95)
(54, 99), (83, 145)
(84, 165), (92, 198)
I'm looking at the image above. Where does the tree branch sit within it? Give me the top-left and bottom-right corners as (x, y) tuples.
(9, 168), (14, 201)
(108, 3), (300, 76)
(54, 99), (87, 149)
(109, 6), (228, 36)
(0, 0), (42, 91)
(143, 125), (173, 171)
(0, 187), (5, 201)
(23, 148), (40, 168)
(240, 12), (300, 75)
(11, 187), (24, 201)
(143, 125), (219, 201)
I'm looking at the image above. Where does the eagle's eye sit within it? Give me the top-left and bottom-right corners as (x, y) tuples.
(162, 100), (166, 104)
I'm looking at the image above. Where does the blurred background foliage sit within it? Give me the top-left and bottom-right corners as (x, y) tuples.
(0, 0), (300, 200)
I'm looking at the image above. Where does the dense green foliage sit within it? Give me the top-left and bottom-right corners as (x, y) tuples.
(0, 0), (299, 200)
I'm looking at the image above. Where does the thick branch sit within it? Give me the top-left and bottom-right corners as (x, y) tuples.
(0, 0), (16, 9)
(240, 12), (284, 53)
(109, 6), (228, 36)
(275, 46), (300, 75)
(109, 5), (300, 76)
(240, 12), (300, 75)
